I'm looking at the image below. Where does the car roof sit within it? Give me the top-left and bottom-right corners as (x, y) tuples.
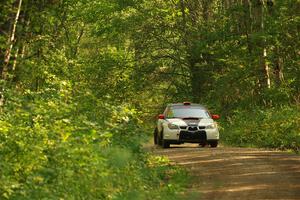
(167, 103), (207, 110)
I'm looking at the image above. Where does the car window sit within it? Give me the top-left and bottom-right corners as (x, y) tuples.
(166, 108), (175, 118)
(168, 107), (210, 119)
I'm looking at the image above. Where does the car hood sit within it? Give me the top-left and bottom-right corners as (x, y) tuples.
(166, 118), (214, 126)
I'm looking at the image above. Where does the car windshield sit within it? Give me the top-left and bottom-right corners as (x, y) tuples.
(166, 107), (210, 119)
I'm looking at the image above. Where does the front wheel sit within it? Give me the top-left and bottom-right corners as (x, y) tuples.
(154, 128), (158, 145)
(162, 139), (170, 148)
(210, 141), (218, 148)
(160, 131), (170, 148)
(199, 142), (206, 147)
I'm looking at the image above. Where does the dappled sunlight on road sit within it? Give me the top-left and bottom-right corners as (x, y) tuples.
(152, 144), (300, 200)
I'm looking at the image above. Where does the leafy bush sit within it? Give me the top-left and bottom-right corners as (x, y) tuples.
(222, 106), (300, 152)
(0, 88), (188, 199)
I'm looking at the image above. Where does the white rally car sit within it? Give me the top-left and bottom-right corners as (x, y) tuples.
(154, 102), (220, 148)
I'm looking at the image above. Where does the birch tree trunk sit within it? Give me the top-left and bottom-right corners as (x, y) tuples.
(2, 0), (23, 80)
(0, 0), (23, 108)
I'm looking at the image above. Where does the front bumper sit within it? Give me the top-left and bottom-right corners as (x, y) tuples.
(163, 127), (219, 143)
(179, 130), (207, 142)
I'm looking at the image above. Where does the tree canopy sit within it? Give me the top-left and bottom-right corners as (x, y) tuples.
(0, 0), (299, 199)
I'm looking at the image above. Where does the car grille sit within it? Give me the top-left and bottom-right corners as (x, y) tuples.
(179, 130), (207, 141)
(180, 126), (205, 130)
(188, 126), (198, 131)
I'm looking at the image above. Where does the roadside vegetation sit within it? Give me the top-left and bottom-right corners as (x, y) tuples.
(222, 106), (300, 152)
(0, 89), (189, 199)
(0, 0), (299, 199)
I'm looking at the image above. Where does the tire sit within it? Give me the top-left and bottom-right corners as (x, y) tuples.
(199, 142), (206, 147)
(160, 130), (170, 148)
(154, 128), (158, 145)
(162, 139), (170, 148)
(210, 141), (218, 148)
(158, 129), (163, 146)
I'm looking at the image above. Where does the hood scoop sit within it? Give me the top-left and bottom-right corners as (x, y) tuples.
(182, 118), (201, 126)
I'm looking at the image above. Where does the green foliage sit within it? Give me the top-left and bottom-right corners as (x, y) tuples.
(222, 106), (300, 152)
(0, 88), (188, 199)
(0, 0), (299, 198)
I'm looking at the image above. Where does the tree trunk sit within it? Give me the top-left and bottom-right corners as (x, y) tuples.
(190, 61), (202, 102)
(263, 48), (271, 88)
(0, 0), (23, 108)
(252, 0), (271, 89)
(2, 0), (23, 80)
(243, 0), (253, 53)
(274, 48), (284, 85)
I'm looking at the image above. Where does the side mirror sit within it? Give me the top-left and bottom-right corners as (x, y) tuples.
(158, 114), (165, 119)
(212, 114), (220, 120)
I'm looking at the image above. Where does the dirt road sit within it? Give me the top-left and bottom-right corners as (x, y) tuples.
(153, 144), (300, 200)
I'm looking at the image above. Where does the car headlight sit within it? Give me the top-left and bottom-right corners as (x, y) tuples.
(168, 123), (179, 130)
(206, 123), (217, 129)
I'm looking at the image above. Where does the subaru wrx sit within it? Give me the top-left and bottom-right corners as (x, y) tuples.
(154, 102), (220, 148)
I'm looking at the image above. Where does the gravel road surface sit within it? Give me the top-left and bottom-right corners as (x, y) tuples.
(153, 144), (300, 200)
